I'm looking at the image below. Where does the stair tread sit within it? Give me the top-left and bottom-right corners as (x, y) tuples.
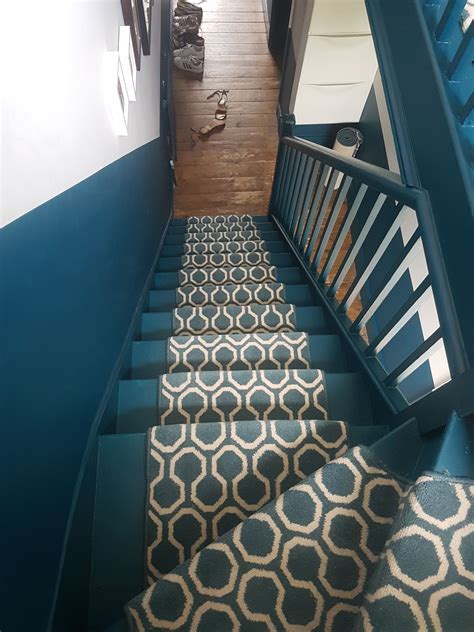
(156, 252), (296, 271)
(125, 446), (409, 629)
(165, 229), (280, 245)
(91, 426), (389, 630)
(148, 282), (317, 311)
(117, 369), (373, 433)
(153, 266), (306, 289)
(131, 333), (350, 378)
(140, 305), (331, 340)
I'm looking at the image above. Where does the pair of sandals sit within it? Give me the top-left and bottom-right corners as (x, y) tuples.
(191, 90), (229, 140)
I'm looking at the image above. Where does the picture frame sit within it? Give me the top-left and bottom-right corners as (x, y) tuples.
(137, 0), (153, 55)
(120, 0), (142, 70)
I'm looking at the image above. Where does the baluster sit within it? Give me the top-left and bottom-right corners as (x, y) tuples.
(320, 183), (368, 283)
(447, 21), (473, 79)
(338, 202), (407, 312)
(312, 175), (353, 274)
(273, 145), (289, 213)
(384, 330), (444, 387)
(281, 149), (299, 226)
(294, 160), (321, 247)
(290, 156), (315, 238)
(282, 151), (304, 228)
(328, 193), (387, 298)
(287, 154), (309, 234)
(299, 165), (331, 256)
(435, 0), (457, 40)
(349, 229), (422, 331)
(364, 277), (432, 356)
(305, 169), (340, 266)
(460, 92), (474, 123)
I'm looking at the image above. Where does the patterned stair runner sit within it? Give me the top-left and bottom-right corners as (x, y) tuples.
(126, 446), (408, 631)
(354, 472), (474, 631)
(167, 332), (311, 373)
(93, 214), (473, 632)
(158, 368), (329, 424)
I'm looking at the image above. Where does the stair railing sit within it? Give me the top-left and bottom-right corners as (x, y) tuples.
(269, 130), (469, 418)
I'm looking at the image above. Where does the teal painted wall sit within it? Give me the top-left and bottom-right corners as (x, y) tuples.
(0, 137), (172, 631)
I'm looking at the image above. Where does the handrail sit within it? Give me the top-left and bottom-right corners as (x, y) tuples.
(270, 131), (470, 421)
(282, 137), (416, 205)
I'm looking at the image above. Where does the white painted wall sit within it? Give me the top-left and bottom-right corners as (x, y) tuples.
(293, 0), (378, 125)
(0, 0), (161, 228)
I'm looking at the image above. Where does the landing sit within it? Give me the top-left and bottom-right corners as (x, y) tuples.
(172, 0), (280, 218)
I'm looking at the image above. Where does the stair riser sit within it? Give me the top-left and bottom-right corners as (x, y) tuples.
(165, 229), (280, 245)
(170, 215), (269, 227)
(153, 267), (306, 289)
(140, 306), (331, 340)
(167, 220), (275, 236)
(131, 334), (349, 378)
(117, 372), (372, 433)
(157, 252), (295, 272)
(161, 240), (288, 258)
(147, 284), (315, 311)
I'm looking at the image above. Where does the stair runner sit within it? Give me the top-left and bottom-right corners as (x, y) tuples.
(95, 214), (474, 632)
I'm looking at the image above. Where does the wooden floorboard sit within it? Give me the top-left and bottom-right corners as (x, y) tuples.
(172, 0), (279, 219)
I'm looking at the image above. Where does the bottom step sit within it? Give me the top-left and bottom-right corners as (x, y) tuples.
(90, 421), (388, 632)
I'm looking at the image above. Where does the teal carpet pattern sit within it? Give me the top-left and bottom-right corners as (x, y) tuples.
(185, 230), (259, 243)
(91, 214), (472, 632)
(158, 369), (328, 424)
(127, 447), (407, 631)
(178, 264), (277, 287)
(145, 419), (351, 582)
(173, 303), (297, 336)
(181, 251), (271, 269)
(186, 221), (257, 233)
(355, 472), (474, 631)
(183, 240), (265, 256)
(176, 282), (286, 308)
(167, 332), (311, 373)
(187, 214), (255, 226)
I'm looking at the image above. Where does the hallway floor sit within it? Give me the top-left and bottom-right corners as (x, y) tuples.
(172, 0), (280, 218)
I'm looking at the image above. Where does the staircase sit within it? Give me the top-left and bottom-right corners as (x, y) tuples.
(87, 214), (474, 631)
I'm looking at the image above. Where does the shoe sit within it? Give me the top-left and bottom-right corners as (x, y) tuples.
(173, 14), (200, 34)
(173, 55), (204, 74)
(207, 89), (228, 120)
(192, 119), (226, 138)
(174, 1), (203, 23)
(173, 43), (205, 60)
(173, 31), (204, 50)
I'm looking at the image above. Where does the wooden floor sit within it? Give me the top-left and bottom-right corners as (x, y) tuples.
(172, 0), (280, 218)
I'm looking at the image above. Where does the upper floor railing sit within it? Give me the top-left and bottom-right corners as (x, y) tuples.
(269, 129), (470, 419)
(422, 0), (473, 183)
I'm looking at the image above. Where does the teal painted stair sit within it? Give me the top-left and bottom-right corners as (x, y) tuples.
(89, 214), (474, 632)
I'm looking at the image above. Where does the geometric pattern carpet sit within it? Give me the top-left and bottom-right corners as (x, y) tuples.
(178, 265), (278, 287)
(145, 419), (351, 583)
(183, 240), (266, 256)
(176, 282), (286, 308)
(167, 332), (311, 373)
(185, 229), (260, 243)
(354, 472), (474, 632)
(158, 369), (328, 424)
(186, 221), (257, 234)
(127, 446), (408, 631)
(186, 213), (255, 228)
(115, 214), (474, 631)
(181, 251), (272, 269)
(173, 304), (297, 336)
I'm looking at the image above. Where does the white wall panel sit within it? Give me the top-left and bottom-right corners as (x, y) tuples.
(0, 0), (161, 227)
(294, 82), (373, 124)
